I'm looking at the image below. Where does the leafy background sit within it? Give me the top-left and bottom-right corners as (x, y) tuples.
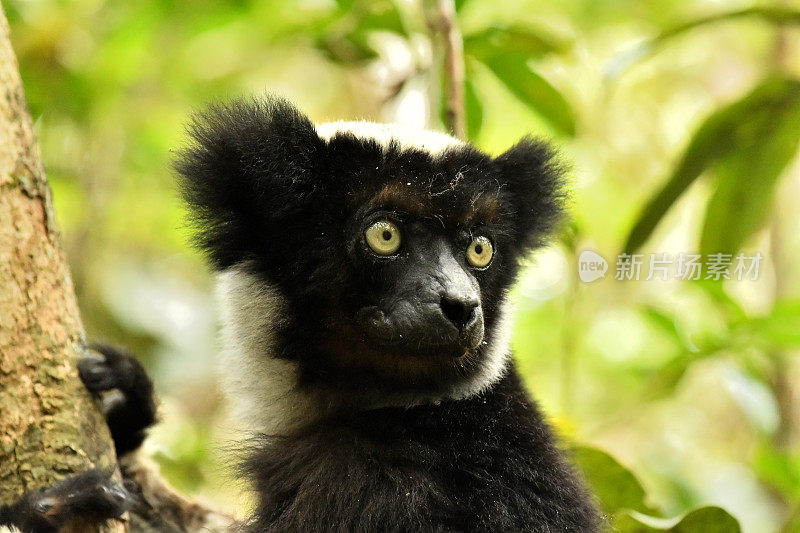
(6, 0), (800, 531)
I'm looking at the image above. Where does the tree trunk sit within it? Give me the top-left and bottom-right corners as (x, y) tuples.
(0, 6), (125, 531)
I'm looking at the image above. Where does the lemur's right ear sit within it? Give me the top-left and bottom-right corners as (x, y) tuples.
(175, 97), (325, 269)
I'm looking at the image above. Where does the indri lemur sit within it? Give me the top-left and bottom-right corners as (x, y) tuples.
(0, 97), (600, 532)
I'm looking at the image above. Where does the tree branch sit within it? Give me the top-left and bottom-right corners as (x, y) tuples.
(0, 6), (125, 531)
(425, 0), (466, 140)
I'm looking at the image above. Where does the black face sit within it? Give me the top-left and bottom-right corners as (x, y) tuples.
(353, 213), (488, 358)
(176, 97), (566, 397)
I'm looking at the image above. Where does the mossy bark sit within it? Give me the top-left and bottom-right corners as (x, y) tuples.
(0, 6), (125, 531)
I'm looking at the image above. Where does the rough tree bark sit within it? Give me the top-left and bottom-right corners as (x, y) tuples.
(0, 6), (125, 531)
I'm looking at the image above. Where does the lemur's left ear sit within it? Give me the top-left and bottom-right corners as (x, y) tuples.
(493, 137), (569, 250)
(175, 97), (326, 270)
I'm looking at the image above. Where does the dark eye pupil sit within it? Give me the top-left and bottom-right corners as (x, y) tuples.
(474, 244), (483, 254)
(382, 230), (392, 241)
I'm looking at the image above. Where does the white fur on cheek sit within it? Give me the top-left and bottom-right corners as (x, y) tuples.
(448, 297), (513, 400)
(216, 263), (313, 435)
(0, 526), (22, 533)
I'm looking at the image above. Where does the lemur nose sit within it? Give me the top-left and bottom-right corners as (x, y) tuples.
(440, 295), (479, 331)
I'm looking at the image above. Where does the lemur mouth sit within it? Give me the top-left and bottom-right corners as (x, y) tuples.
(355, 305), (484, 357)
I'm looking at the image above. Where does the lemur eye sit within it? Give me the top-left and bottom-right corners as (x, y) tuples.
(365, 220), (401, 255)
(466, 236), (493, 268)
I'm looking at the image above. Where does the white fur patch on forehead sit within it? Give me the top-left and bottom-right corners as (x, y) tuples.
(316, 121), (466, 156)
(0, 527), (22, 533)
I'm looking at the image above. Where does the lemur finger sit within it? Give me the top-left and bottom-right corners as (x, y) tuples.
(57, 470), (132, 517)
(0, 470), (132, 533)
(78, 343), (141, 393)
(78, 343), (158, 457)
(77, 358), (119, 393)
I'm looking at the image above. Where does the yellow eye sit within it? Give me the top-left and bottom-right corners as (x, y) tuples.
(365, 220), (402, 255)
(466, 236), (493, 268)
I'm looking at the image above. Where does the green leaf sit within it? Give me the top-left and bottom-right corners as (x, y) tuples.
(571, 446), (653, 516)
(607, 7), (800, 80)
(624, 77), (800, 253)
(700, 97), (800, 255)
(464, 79), (482, 141)
(356, 0), (406, 35)
(642, 353), (698, 400)
(694, 280), (748, 323)
(481, 54), (576, 136)
(750, 300), (800, 348)
(661, 506), (742, 532)
(315, 34), (379, 62)
(333, 0), (356, 12)
(464, 26), (567, 59)
(615, 507), (741, 532)
(641, 307), (682, 343)
(316, 0), (406, 63)
(753, 440), (800, 500)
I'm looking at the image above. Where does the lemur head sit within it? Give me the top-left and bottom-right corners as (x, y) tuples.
(176, 97), (565, 428)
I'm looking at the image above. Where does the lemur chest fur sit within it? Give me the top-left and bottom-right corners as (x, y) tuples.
(242, 369), (598, 532)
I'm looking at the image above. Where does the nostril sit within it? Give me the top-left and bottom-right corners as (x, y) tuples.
(440, 296), (478, 330)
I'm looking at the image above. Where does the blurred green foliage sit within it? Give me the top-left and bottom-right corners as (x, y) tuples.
(625, 76), (800, 255)
(6, 0), (800, 531)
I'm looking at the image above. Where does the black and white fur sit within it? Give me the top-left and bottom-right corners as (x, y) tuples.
(1, 97), (599, 532)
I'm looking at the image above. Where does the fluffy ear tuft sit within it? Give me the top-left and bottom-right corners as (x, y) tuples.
(494, 137), (569, 252)
(174, 96), (325, 269)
